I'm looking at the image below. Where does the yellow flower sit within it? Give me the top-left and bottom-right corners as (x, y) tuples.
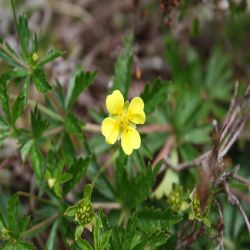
(101, 90), (146, 155)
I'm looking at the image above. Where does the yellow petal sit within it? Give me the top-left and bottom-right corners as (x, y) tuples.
(106, 90), (124, 115)
(121, 126), (141, 155)
(101, 117), (119, 144)
(127, 97), (146, 124)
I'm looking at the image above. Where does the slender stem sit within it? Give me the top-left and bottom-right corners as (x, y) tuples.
(92, 202), (121, 210)
(92, 150), (119, 186)
(9, 94), (64, 122)
(22, 212), (59, 237)
(17, 191), (58, 207)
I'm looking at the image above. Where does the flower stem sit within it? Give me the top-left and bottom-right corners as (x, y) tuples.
(17, 191), (58, 207)
(22, 212), (59, 238)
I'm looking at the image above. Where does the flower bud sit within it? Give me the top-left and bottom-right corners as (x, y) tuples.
(76, 199), (94, 226)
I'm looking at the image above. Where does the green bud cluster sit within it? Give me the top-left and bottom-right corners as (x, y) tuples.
(168, 185), (186, 212)
(76, 199), (94, 225)
(191, 196), (203, 220)
(1, 228), (10, 241)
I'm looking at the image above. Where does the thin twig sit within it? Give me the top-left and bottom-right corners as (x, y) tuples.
(215, 200), (224, 250)
(224, 182), (250, 235)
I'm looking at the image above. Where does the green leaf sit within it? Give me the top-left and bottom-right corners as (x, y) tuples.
(65, 70), (97, 109)
(183, 126), (211, 144)
(64, 204), (78, 218)
(58, 173), (72, 184)
(19, 216), (30, 234)
(0, 42), (20, 67)
(32, 68), (52, 93)
(137, 208), (182, 233)
(76, 238), (93, 250)
(115, 157), (158, 208)
(0, 73), (11, 122)
(229, 0), (247, 14)
(65, 113), (83, 140)
(64, 157), (90, 194)
(0, 116), (9, 130)
(39, 49), (64, 65)
(31, 106), (50, 138)
(20, 140), (34, 161)
(61, 133), (75, 165)
(113, 32), (133, 98)
(110, 214), (142, 250)
(141, 78), (168, 115)
(135, 232), (170, 250)
(7, 193), (19, 232)
(30, 144), (43, 180)
(83, 184), (93, 200)
(75, 225), (84, 241)
(45, 221), (58, 250)
(94, 211), (111, 250)
(17, 14), (30, 56)
(12, 78), (29, 124)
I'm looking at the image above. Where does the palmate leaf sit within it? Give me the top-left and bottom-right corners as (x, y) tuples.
(94, 210), (111, 250)
(115, 155), (159, 208)
(110, 213), (170, 250)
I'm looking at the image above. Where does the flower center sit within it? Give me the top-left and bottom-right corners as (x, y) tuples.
(118, 111), (129, 130)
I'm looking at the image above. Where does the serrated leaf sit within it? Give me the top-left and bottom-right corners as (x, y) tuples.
(135, 232), (170, 250)
(137, 208), (182, 233)
(17, 14), (30, 56)
(30, 144), (43, 180)
(65, 113), (83, 139)
(32, 68), (52, 93)
(113, 32), (133, 98)
(61, 133), (75, 165)
(116, 158), (157, 208)
(39, 49), (64, 65)
(12, 78), (29, 123)
(31, 106), (50, 138)
(7, 193), (19, 232)
(141, 78), (168, 115)
(45, 220), (58, 250)
(64, 157), (90, 194)
(65, 70), (97, 109)
(94, 211), (111, 250)
(19, 216), (30, 234)
(0, 73), (11, 122)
